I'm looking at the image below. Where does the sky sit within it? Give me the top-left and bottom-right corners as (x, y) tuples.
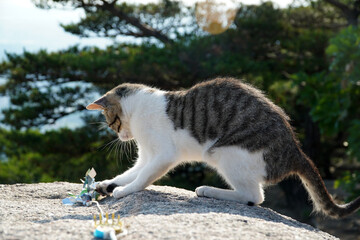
(0, 0), (295, 61)
(0, 0), (113, 61)
(0, 0), (294, 129)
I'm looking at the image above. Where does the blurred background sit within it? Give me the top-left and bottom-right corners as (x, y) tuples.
(0, 0), (359, 238)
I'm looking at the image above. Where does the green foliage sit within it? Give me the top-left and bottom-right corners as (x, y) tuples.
(292, 26), (360, 199)
(60, 1), (186, 39)
(334, 171), (360, 201)
(326, 26), (360, 85)
(294, 26), (360, 148)
(0, 123), (132, 183)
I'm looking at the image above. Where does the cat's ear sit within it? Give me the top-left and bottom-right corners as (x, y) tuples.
(86, 96), (108, 110)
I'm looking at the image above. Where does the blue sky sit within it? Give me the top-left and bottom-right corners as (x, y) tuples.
(0, 0), (113, 61)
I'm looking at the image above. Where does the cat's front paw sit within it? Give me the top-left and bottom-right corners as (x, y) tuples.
(96, 180), (118, 196)
(112, 186), (128, 199)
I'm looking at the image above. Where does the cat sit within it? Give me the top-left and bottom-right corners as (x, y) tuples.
(87, 77), (360, 218)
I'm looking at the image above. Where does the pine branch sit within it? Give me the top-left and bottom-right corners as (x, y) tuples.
(78, 0), (173, 43)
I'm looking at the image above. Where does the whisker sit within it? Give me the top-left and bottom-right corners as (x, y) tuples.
(116, 139), (121, 161)
(118, 141), (127, 163)
(88, 121), (109, 131)
(125, 141), (131, 161)
(106, 138), (119, 160)
(99, 138), (118, 151)
(98, 124), (109, 131)
(129, 139), (137, 159)
(117, 140), (126, 168)
(89, 121), (107, 125)
(131, 140), (135, 154)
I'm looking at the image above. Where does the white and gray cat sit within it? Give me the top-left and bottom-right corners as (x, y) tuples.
(87, 77), (360, 218)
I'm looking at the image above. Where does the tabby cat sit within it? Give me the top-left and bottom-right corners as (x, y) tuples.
(87, 77), (360, 218)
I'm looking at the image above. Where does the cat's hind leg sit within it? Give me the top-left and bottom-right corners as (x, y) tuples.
(195, 183), (263, 206)
(197, 146), (266, 205)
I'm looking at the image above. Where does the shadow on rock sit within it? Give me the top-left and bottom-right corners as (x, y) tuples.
(98, 187), (318, 233)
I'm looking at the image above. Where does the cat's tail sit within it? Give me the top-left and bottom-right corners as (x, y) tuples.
(296, 149), (360, 218)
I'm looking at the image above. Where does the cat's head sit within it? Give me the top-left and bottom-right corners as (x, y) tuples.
(86, 88), (133, 141)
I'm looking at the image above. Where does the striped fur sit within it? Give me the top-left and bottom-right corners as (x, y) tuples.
(89, 77), (360, 218)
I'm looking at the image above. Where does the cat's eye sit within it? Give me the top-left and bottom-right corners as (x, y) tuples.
(107, 115), (122, 133)
(108, 115), (119, 127)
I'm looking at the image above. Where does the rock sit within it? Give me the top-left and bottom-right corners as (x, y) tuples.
(0, 182), (337, 240)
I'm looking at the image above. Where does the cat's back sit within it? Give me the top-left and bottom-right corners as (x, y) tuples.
(166, 77), (293, 152)
(188, 78), (288, 118)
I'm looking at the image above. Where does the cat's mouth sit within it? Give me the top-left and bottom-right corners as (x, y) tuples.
(118, 131), (133, 141)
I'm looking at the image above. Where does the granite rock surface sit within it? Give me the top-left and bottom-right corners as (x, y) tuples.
(0, 182), (338, 240)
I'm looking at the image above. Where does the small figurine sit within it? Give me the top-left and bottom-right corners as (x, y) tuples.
(62, 168), (99, 206)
